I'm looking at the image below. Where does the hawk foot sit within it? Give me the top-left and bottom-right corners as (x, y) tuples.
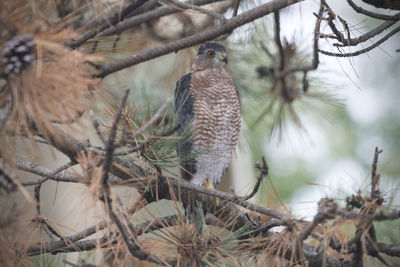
(204, 179), (219, 206)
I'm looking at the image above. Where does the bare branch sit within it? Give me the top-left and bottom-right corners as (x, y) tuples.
(26, 235), (110, 256)
(100, 89), (130, 187)
(98, 90), (168, 265)
(299, 198), (337, 241)
(319, 25), (400, 57)
(332, 16), (400, 47)
(16, 159), (122, 184)
(242, 157), (268, 201)
(96, 0), (304, 78)
(144, 175), (287, 220)
(347, 0), (400, 20)
(66, 0), (149, 49)
(99, 0), (226, 37)
(371, 147), (383, 198)
(285, 3), (324, 74)
(274, 11), (284, 72)
(25, 221), (109, 256)
(162, 0), (227, 23)
(22, 161), (76, 186)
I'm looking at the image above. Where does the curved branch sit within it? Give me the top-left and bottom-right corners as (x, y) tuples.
(333, 13), (400, 47)
(347, 0), (400, 20)
(319, 25), (400, 57)
(66, 0), (149, 49)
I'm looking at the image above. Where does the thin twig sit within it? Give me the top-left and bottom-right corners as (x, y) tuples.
(114, 122), (180, 156)
(134, 215), (178, 235)
(319, 25), (400, 57)
(162, 0), (227, 23)
(286, 2), (324, 74)
(100, 89), (130, 187)
(126, 98), (171, 141)
(337, 208), (400, 221)
(16, 159), (123, 184)
(99, 0), (226, 36)
(96, 0), (304, 77)
(26, 235), (111, 256)
(347, 0), (400, 21)
(91, 113), (107, 145)
(232, 0), (241, 17)
(371, 147), (382, 197)
(242, 157), (268, 201)
(299, 198), (337, 241)
(34, 184), (41, 214)
(274, 11), (284, 72)
(103, 187), (169, 264)
(333, 16), (399, 47)
(22, 161), (76, 186)
(66, 0), (149, 49)
(99, 90), (168, 265)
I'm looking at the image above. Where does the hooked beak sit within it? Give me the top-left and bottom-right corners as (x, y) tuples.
(220, 52), (228, 64)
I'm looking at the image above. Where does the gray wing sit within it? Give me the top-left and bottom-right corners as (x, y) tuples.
(174, 73), (196, 181)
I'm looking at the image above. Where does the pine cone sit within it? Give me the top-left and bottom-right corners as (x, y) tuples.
(1, 34), (36, 76)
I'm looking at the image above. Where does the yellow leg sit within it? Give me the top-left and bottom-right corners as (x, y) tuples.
(204, 179), (219, 206)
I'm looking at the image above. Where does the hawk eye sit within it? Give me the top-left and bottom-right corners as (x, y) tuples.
(207, 51), (215, 58)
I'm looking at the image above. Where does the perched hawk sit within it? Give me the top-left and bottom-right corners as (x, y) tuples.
(174, 42), (241, 191)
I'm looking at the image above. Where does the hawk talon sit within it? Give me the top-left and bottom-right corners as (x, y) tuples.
(204, 179), (219, 206)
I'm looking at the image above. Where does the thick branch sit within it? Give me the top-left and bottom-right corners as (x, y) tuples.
(143, 175), (286, 220)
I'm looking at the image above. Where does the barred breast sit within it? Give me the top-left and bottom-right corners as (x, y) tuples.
(189, 68), (241, 186)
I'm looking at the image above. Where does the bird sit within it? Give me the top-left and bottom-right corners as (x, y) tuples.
(174, 42), (241, 202)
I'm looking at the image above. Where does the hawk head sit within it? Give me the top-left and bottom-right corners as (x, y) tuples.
(192, 42), (228, 71)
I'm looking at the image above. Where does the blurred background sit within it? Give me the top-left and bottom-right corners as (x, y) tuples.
(102, 0), (400, 262)
(2, 0), (398, 265)
(101, 0), (400, 221)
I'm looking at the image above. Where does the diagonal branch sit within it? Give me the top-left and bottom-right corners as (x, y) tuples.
(66, 0), (149, 49)
(98, 90), (169, 265)
(96, 0), (304, 78)
(99, 0), (226, 36)
(100, 89), (130, 187)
